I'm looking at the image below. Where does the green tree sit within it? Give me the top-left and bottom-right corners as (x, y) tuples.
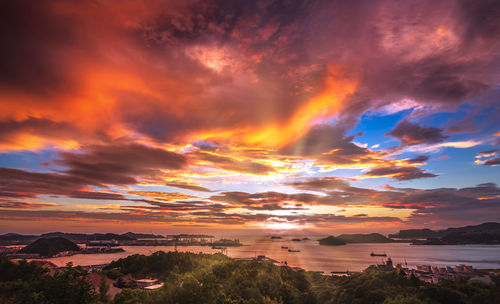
(98, 272), (110, 303)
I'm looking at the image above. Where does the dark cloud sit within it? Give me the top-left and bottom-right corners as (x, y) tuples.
(444, 116), (479, 134)
(484, 158), (500, 166)
(477, 149), (498, 156)
(284, 177), (350, 192)
(0, 117), (87, 143)
(363, 165), (438, 180)
(387, 120), (448, 146)
(398, 183), (500, 224)
(0, 143), (187, 199)
(0, 0), (82, 95)
(57, 143), (187, 185)
(0, 201), (56, 209)
(406, 155), (430, 164)
(410, 61), (487, 103)
(0, 167), (100, 198)
(69, 191), (126, 201)
(165, 182), (213, 193)
(0, 209), (171, 223)
(459, 0), (500, 43)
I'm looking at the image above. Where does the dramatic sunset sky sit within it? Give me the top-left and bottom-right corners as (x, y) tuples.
(1, 0), (499, 234)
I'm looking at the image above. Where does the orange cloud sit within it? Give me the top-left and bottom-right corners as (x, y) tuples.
(128, 191), (197, 201)
(243, 65), (358, 147)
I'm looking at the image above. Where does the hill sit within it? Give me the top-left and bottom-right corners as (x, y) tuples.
(41, 232), (135, 241)
(388, 228), (437, 239)
(389, 222), (500, 240)
(122, 232), (164, 239)
(20, 237), (80, 257)
(318, 236), (346, 246)
(441, 231), (500, 244)
(337, 233), (394, 243)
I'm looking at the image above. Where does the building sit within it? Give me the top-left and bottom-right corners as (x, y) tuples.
(402, 263), (496, 285)
(85, 273), (122, 299)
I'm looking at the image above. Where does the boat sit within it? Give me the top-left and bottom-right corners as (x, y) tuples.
(370, 252), (387, 257)
(281, 246), (288, 249)
(288, 249), (300, 252)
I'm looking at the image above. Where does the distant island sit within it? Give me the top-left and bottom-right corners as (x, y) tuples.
(318, 236), (346, 246)
(20, 237), (80, 258)
(389, 222), (500, 245)
(337, 233), (396, 243)
(318, 233), (403, 246)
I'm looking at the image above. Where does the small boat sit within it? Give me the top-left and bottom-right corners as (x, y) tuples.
(370, 252), (387, 257)
(288, 249), (300, 252)
(281, 246), (288, 249)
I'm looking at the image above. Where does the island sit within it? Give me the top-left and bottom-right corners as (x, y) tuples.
(20, 237), (80, 258)
(389, 222), (500, 245)
(318, 236), (346, 246)
(337, 233), (395, 243)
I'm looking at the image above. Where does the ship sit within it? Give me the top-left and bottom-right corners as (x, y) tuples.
(281, 246), (288, 249)
(370, 252), (387, 257)
(288, 249), (300, 252)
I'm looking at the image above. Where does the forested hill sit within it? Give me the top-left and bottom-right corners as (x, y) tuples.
(337, 233), (395, 243)
(20, 237), (80, 257)
(318, 236), (346, 246)
(389, 222), (500, 244)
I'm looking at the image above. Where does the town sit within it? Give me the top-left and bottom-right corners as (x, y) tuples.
(379, 257), (497, 286)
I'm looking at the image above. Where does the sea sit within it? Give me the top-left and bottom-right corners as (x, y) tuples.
(40, 236), (500, 273)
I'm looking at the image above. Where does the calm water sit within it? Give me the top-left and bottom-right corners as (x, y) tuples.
(42, 236), (500, 273)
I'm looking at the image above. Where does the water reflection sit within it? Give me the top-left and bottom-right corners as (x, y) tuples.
(43, 236), (500, 272)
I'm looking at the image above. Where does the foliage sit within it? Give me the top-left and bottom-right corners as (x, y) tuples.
(0, 257), (96, 304)
(2, 252), (500, 304)
(107, 252), (500, 304)
(98, 272), (110, 303)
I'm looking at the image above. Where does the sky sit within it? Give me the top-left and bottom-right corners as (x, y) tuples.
(0, 0), (499, 235)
